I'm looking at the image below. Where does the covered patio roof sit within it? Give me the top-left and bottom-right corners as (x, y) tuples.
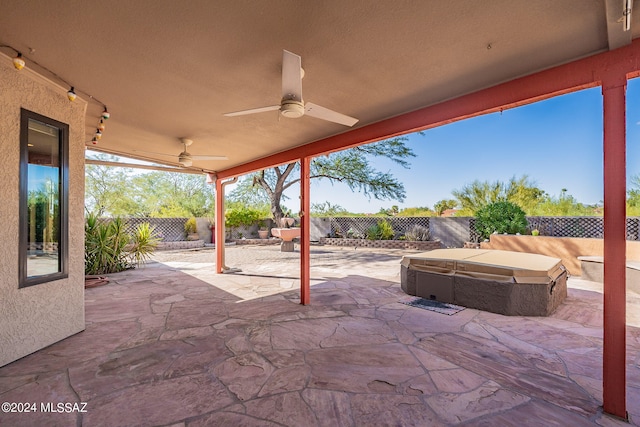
(0, 1), (636, 172)
(1, 0), (638, 421)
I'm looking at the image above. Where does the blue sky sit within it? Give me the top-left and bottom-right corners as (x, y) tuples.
(291, 79), (640, 213)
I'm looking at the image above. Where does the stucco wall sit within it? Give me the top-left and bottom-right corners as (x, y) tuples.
(0, 56), (86, 366)
(481, 234), (640, 276)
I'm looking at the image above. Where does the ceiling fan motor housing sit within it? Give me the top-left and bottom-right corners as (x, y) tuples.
(280, 99), (305, 118)
(178, 151), (193, 167)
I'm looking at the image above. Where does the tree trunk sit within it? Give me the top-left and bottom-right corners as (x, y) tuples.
(253, 163), (297, 227)
(271, 191), (284, 226)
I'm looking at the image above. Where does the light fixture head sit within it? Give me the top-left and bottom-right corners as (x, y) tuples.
(98, 119), (106, 131)
(13, 53), (25, 70)
(91, 137), (98, 145)
(95, 129), (102, 140)
(67, 87), (77, 101)
(102, 107), (110, 120)
(280, 100), (305, 118)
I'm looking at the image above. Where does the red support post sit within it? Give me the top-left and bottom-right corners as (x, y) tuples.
(300, 156), (311, 305)
(602, 74), (627, 419)
(215, 178), (224, 274)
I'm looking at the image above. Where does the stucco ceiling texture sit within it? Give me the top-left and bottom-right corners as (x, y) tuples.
(0, 0), (636, 173)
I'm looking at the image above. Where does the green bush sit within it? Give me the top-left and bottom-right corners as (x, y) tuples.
(474, 201), (527, 241)
(184, 217), (197, 234)
(365, 220), (395, 240)
(225, 207), (266, 229)
(85, 212), (160, 275)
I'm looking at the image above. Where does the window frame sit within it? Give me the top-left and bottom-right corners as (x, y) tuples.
(18, 108), (69, 288)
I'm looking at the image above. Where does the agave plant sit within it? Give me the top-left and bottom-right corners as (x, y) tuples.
(128, 222), (161, 267)
(404, 224), (431, 241)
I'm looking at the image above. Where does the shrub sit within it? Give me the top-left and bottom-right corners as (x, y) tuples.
(404, 224), (431, 241)
(184, 217), (197, 234)
(474, 201), (527, 241)
(225, 207), (265, 229)
(129, 222), (161, 267)
(85, 213), (160, 275)
(366, 220), (395, 240)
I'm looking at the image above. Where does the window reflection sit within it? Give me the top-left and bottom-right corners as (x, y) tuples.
(26, 119), (61, 277)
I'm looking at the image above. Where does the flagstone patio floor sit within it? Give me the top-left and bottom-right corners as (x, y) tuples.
(1, 245), (639, 426)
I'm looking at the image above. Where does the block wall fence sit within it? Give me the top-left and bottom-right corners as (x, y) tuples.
(101, 216), (640, 250)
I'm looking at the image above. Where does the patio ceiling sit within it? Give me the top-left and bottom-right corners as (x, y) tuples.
(0, 0), (637, 173)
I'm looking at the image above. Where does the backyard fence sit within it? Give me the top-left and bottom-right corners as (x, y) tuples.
(98, 216), (640, 246)
(99, 217), (189, 242)
(469, 216), (640, 242)
(328, 216), (430, 239)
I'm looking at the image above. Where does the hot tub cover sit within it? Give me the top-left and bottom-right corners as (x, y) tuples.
(400, 248), (567, 316)
(401, 248), (565, 283)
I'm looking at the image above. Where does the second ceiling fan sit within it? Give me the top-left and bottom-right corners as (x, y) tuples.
(224, 50), (359, 127)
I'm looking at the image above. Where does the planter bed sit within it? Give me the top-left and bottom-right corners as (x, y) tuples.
(319, 237), (441, 250)
(234, 238), (282, 246)
(157, 240), (205, 250)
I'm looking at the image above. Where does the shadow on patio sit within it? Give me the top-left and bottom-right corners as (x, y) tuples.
(0, 246), (638, 426)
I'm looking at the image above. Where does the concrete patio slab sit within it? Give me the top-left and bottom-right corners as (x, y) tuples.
(0, 245), (638, 426)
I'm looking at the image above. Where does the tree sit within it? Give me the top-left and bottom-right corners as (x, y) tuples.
(628, 175), (640, 215)
(85, 154), (216, 218)
(85, 154), (139, 216)
(131, 172), (215, 217)
(531, 188), (599, 216)
(377, 205), (400, 216)
(311, 201), (350, 216)
(398, 206), (435, 217)
(433, 199), (457, 216)
(452, 175), (544, 215)
(248, 137), (416, 223)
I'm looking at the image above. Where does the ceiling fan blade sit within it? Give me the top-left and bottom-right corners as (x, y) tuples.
(224, 105), (280, 117)
(282, 50), (302, 102)
(133, 149), (176, 158)
(191, 155), (228, 160)
(304, 102), (359, 127)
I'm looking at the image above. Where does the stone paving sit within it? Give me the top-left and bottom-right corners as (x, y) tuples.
(0, 245), (639, 426)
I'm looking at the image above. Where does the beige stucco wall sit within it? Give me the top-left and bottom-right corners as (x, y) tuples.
(0, 56), (86, 366)
(481, 234), (640, 276)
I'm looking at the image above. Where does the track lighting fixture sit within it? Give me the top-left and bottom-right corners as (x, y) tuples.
(67, 87), (77, 101)
(13, 53), (25, 70)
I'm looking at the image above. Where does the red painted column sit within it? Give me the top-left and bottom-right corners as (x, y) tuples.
(602, 75), (627, 419)
(215, 178), (224, 274)
(300, 157), (311, 305)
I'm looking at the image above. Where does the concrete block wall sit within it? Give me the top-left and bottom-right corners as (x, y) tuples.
(429, 217), (472, 248)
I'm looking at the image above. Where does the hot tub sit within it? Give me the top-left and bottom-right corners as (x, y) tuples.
(400, 248), (567, 316)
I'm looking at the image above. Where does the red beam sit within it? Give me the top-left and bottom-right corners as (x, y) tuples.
(300, 156), (311, 305)
(217, 40), (640, 180)
(602, 74), (627, 420)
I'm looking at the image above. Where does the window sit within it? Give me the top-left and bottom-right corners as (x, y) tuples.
(19, 109), (69, 287)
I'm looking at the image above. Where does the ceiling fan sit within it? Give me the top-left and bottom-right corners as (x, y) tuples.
(224, 50), (359, 127)
(135, 138), (227, 167)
